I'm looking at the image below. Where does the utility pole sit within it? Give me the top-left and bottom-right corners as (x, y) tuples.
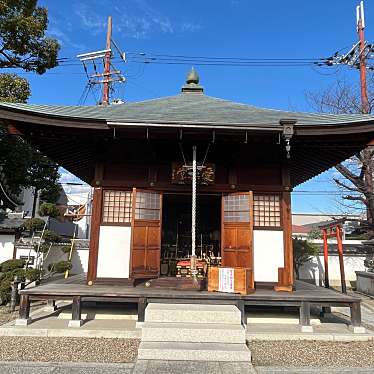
(77, 16), (126, 106)
(357, 1), (369, 114)
(357, 1), (374, 228)
(102, 16), (112, 106)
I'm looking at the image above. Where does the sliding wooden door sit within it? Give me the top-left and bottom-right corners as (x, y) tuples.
(131, 189), (162, 278)
(221, 192), (253, 269)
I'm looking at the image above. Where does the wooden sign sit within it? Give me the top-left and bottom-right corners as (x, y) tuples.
(208, 267), (255, 295)
(171, 162), (215, 185)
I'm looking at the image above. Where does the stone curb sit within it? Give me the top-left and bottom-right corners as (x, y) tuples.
(254, 367), (374, 373)
(0, 327), (141, 339)
(0, 326), (373, 342)
(246, 333), (374, 342)
(0, 361), (135, 369)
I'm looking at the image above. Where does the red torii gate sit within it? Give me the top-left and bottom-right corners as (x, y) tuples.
(319, 219), (347, 294)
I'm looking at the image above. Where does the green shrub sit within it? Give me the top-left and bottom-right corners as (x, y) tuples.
(43, 230), (62, 243)
(0, 289), (10, 305)
(11, 268), (26, 280)
(57, 245), (71, 254)
(22, 218), (45, 232)
(0, 259), (25, 272)
(39, 202), (60, 218)
(48, 261), (72, 273)
(34, 243), (51, 254)
(0, 279), (11, 305)
(25, 268), (42, 281)
(364, 258), (374, 272)
(293, 238), (319, 279)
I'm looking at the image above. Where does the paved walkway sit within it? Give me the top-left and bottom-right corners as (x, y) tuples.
(1, 361), (374, 374)
(0, 361), (255, 374)
(133, 360), (255, 373)
(255, 368), (374, 373)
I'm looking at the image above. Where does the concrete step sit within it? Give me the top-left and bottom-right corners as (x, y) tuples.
(137, 341), (251, 361)
(142, 322), (245, 343)
(145, 303), (241, 324)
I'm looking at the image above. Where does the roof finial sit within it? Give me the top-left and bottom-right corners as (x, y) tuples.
(181, 67), (204, 94)
(186, 67), (199, 85)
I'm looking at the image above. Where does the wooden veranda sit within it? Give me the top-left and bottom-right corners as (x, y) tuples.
(18, 274), (362, 330)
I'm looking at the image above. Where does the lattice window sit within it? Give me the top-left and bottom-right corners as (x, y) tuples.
(253, 194), (281, 227)
(102, 190), (132, 224)
(223, 194), (250, 222)
(135, 191), (161, 220)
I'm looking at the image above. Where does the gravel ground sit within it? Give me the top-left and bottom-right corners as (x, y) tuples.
(248, 341), (374, 367)
(0, 337), (140, 363)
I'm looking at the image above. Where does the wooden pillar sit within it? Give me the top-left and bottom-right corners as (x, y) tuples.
(322, 229), (330, 288)
(68, 296), (83, 328)
(236, 300), (246, 325)
(87, 187), (103, 284)
(336, 225), (347, 294)
(299, 301), (311, 326)
(350, 301), (362, 327)
(274, 161), (293, 292)
(71, 297), (82, 321)
(19, 294), (30, 320)
(138, 297), (147, 322)
(282, 191), (293, 286)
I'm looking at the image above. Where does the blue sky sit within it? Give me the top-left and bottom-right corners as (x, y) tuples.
(19, 0), (373, 214)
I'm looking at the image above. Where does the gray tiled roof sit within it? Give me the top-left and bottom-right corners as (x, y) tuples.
(0, 215), (25, 231)
(1, 93), (374, 127)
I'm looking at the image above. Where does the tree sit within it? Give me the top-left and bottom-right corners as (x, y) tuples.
(293, 238), (319, 279)
(0, 73), (30, 102)
(306, 76), (374, 237)
(0, 0), (61, 212)
(0, 0), (59, 74)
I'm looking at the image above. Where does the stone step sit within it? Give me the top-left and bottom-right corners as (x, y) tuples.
(145, 303), (242, 324)
(137, 341), (251, 362)
(142, 322), (245, 343)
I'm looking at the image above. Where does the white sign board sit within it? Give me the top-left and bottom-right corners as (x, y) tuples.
(218, 267), (235, 293)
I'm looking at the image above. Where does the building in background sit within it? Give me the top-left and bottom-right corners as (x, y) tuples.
(292, 212), (370, 288)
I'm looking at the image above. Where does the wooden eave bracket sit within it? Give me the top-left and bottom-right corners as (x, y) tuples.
(280, 119), (297, 159)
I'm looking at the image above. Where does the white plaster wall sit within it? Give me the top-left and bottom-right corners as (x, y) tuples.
(73, 249), (89, 274)
(96, 226), (131, 278)
(15, 248), (38, 268)
(0, 234), (15, 264)
(298, 255), (367, 286)
(253, 230), (284, 282)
